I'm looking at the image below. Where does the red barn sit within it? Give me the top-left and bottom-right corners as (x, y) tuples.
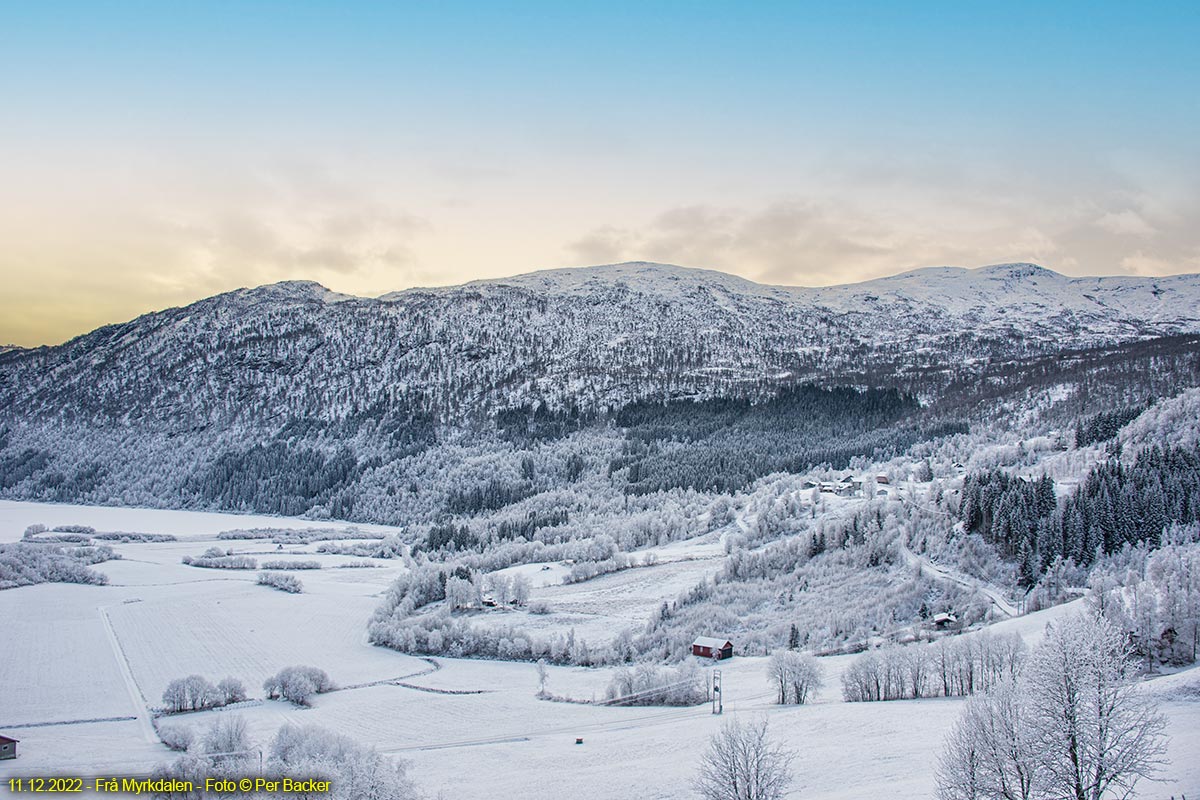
(692, 636), (734, 660)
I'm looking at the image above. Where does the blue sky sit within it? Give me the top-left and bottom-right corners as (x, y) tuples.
(2, 1), (1198, 344)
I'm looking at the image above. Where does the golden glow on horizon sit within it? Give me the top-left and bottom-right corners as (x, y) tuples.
(4, 3), (1198, 346)
(4, 151), (1199, 347)
(3, 140), (1198, 348)
(3, 173), (1199, 347)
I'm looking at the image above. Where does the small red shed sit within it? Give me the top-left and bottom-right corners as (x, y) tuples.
(692, 636), (734, 660)
(0, 735), (18, 760)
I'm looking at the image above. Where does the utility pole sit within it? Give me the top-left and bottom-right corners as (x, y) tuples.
(711, 670), (722, 715)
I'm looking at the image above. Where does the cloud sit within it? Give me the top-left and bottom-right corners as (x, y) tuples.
(565, 199), (960, 285)
(562, 172), (1200, 287)
(164, 206), (427, 281)
(159, 167), (430, 287)
(1120, 249), (1200, 277)
(566, 225), (635, 265)
(1094, 209), (1156, 237)
(0, 158), (435, 344)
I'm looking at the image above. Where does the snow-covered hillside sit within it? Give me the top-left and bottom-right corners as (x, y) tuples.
(2, 262), (1197, 429)
(479, 261), (1200, 337)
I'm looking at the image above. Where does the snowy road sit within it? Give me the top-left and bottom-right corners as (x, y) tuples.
(898, 541), (1019, 618)
(97, 604), (158, 744)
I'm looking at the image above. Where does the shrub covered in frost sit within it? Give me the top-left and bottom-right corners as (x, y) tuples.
(263, 666), (334, 706)
(182, 548), (257, 570)
(260, 560), (321, 570)
(0, 541), (114, 589)
(257, 572), (304, 593)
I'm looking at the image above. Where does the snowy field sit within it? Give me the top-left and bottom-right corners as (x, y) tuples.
(469, 534), (728, 645)
(1, 502), (1198, 798)
(0, 499), (407, 543)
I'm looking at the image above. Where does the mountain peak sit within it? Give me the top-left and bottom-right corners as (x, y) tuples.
(975, 262), (1062, 280)
(228, 280), (349, 304)
(474, 261), (762, 289)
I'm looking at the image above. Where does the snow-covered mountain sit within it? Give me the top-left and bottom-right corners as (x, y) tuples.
(473, 261), (1200, 336)
(1, 261), (1198, 429)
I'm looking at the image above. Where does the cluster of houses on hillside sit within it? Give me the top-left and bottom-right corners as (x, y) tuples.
(802, 473), (891, 498)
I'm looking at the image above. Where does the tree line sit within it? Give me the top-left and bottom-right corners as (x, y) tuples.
(960, 441), (1200, 584)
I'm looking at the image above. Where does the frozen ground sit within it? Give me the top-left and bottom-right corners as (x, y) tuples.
(0, 499), (406, 543)
(1, 503), (1197, 799)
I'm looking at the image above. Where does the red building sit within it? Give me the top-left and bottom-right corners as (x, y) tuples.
(0, 735), (18, 760)
(692, 636), (734, 660)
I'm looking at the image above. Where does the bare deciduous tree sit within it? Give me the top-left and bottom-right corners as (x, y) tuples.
(768, 650), (824, 705)
(696, 717), (794, 800)
(217, 677), (247, 705)
(202, 716), (252, 767)
(511, 573), (531, 606)
(263, 665), (335, 706)
(938, 611), (1168, 800)
(936, 678), (1040, 800)
(1024, 612), (1168, 800)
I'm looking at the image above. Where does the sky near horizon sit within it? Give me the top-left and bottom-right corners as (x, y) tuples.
(2, 2), (1199, 346)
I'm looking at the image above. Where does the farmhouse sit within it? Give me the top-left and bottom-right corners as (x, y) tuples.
(848, 478), (864, 497)
(692, 636), (734, 660)
(932, 612), (958, 630)
(0, 735), (17, 760)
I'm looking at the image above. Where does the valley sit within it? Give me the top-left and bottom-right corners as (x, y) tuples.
(2, 264), (1200, 798)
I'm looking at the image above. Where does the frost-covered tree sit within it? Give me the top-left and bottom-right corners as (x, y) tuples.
(606, 662), (706, 707)
(847, 633), (1024, 702)
(696, 717), (793, 800)
(1023, 612), (1168, 800)
(511, 573), (531, 606)
(161, 679), (189, 713)
(444, 575), (478, 611)
(181, 675), (217, 711)
(269, 724), (420, 800)
(155, 723), (193, 752)
(257, 571), (303, 593)
(202, 716), (252, 765)
(936, 679), (1040, 800)
(768, 651), (823, 705)
(216, 677), (247, 705)
(0, 541), (114, 588)
(148, 717), (255, 791)
(938, 611), (1168, 800)
(162, 674), (245, 713)
(1148, 541), (1200, 663)
(263, 666), (334, 706)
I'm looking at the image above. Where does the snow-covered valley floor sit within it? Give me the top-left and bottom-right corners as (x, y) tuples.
(1, 501), (1197, 798)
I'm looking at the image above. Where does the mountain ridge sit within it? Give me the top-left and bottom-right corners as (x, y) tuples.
(245, 259), (1200, 306)
(12, 261), (1199, 353)
(1, 260), (1198, 432)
